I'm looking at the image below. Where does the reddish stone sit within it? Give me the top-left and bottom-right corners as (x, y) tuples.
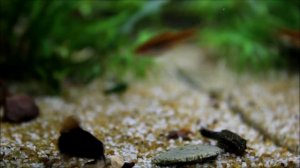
(167, 128), (193, 141)
(4, 95), (39, 123)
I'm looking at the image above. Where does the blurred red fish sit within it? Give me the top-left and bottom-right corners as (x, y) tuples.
(135, 28), (197, 55)
(278, 28), (300, 48)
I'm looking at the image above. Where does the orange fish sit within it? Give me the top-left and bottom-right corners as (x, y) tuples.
(135, 28), (197, 55)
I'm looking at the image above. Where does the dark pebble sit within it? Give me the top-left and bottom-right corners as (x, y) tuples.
(4, 95), (39, 123)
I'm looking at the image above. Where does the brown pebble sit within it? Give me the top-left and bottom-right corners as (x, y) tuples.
(110, 155), (124, 168)
(167, 128), (193, 141)
(4, 95), (39, 123)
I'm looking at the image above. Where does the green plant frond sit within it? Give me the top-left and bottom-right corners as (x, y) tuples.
(1, 0), (298, 93)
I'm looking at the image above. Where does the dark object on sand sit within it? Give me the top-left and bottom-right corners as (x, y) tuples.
(104, 82), (128, 95)
(58, 116), (105, 160)
(200, 127), (247, 156)
(167, 128), (193, 141)
(122, 162), (135, 168)
(4, 95), (39, 123)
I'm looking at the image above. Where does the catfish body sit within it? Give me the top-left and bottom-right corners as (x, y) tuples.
(58, 116), (105, 160)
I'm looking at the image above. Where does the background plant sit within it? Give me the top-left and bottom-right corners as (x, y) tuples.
(0, 0), (155, 93)
(162, 0), (299, 72)
(1, 0), (299, 93)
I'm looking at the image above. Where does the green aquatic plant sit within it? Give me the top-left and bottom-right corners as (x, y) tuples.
(0, 0), (156, 93)
(1, 0), (298, 93)
(162, 0), (299, 72)
(196, 0), (300, 71)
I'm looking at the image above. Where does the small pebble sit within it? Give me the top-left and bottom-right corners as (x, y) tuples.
(4, 95), (39, 123)
(167, 128), (193, 141)
(152, 144), (222, 166)
(109, 155), (124, 168)
(84, 155), (132, 168)
(84, 160), (106, 168)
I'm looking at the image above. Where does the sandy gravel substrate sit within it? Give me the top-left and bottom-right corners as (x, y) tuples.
(1, 45), (299, 167)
